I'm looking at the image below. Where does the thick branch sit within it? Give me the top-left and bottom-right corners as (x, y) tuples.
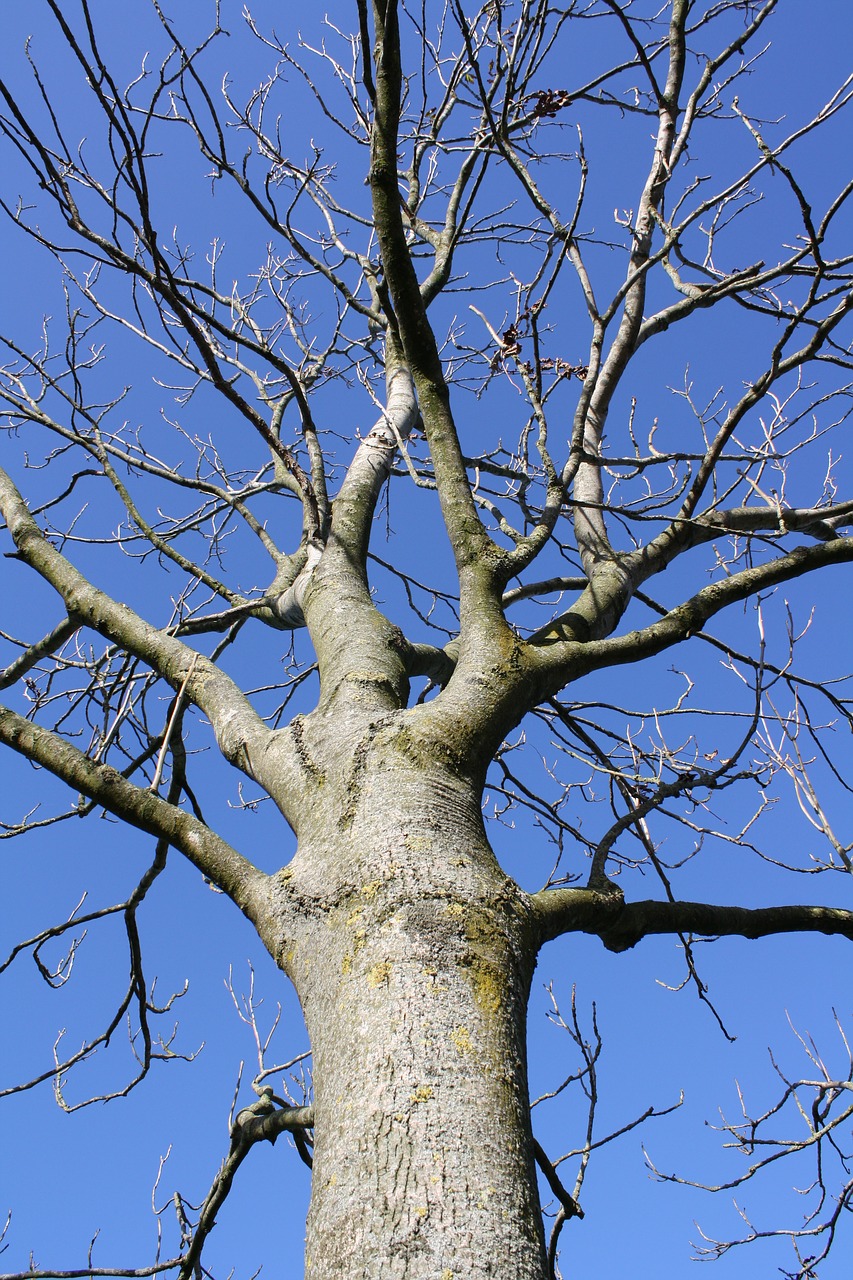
(571, 0), (689, 573)
(605, 899), (853, 953)
(0, 703), (268, 925)
(531, 537), (853, 686)
(369, 0), (496, 607)
(325, 337), (418, 574)
(532, 887), (853, 953)
(0, 465), (289, 799)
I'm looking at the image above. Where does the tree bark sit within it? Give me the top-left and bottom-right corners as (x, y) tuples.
(265, 709), (547, 1280)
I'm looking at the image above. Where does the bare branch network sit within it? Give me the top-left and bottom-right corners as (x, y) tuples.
(0, 1), (852, 1278)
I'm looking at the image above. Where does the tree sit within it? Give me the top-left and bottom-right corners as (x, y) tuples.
(1, 1), (852, 1277)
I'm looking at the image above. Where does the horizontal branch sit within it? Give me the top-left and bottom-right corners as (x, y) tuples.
(532, 887), (853, 953)
(607, 900), (853, 953)
(0, 1265), (182, 1280)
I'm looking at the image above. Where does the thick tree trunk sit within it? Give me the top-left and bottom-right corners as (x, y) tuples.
(268, 716), (547, 1279)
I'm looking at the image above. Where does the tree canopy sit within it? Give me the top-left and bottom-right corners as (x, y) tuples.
(1, 2), (852, 1278)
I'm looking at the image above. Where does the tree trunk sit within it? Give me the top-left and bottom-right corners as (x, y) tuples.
(269, 714), (547, 1279)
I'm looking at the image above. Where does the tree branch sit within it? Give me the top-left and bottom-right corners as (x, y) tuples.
(533, 888), (853, 953)
(0, 465), (290, 800)
(531, 537), (853, 684)
(0, 702), (269, 926)
(177, 1089), (313, 1280)
(0, 616), (78, 690)
(368, 0), (498, 610)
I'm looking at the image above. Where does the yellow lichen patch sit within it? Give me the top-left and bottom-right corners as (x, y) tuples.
(414, 1205), (428, 1219)
(451, 1025), (474, 1055)
(471, 960), (502, 1015)
(404, 833), (432, 852)
(445, 902), (465, 919)
(345, 905), (363, 925)
(360, 880), (382, 900)
(353, 927), (368, 953)
(367, 960), (392, 987)
(341, 954), (352, 975)
(441, 1271), (453, 1280)
(409, 1084), (434, 1104)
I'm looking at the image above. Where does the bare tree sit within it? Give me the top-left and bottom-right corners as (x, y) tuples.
(1, 1), (852, 1277)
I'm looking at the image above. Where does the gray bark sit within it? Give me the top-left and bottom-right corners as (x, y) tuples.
(262, 707), (547, 1280)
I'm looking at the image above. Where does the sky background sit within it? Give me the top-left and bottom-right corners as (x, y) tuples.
(1, 2), (853, 1277)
